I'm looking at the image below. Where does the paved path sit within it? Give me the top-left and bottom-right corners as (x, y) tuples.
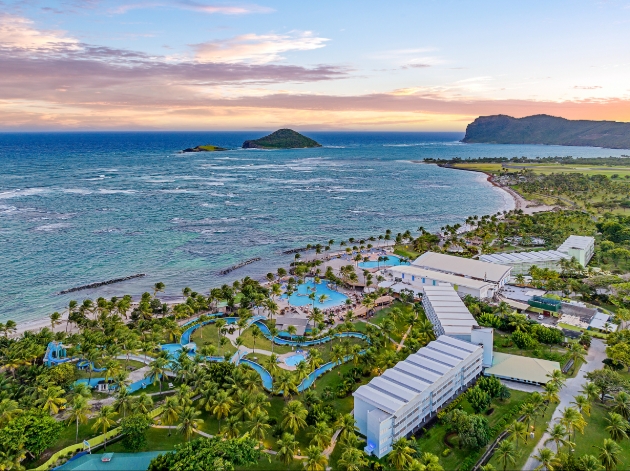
(522, 339), (606, 470)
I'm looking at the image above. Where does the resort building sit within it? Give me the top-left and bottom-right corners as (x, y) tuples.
(354, 336), (484, 458)
(384, 252), (511, 299)
(480, 235), (595, 275)
(557, 235), (595, 267)
(484, 353), (560, 385)
(480, 250), (570, 275)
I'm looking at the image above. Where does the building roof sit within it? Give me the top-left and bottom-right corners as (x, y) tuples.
(480, 250), (569, 265)
(353, 336), (481, 418)
(484, 352), (560, 384)
(411, 252), (511, 283)
(557, 235), (595, 253)
(589, 312), (618, 332)
(423, 285), (478, 336)
(389, 265), (494, 290)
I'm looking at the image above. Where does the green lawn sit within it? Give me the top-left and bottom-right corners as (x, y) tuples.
(97, 427), (186, 453)
(571, 402), (630, 468)
(369, 301), (419, 343)
(238, 322), (293, 355)
(413, 389), (531, 471)
(190, 322), (238, 356)
(393, 246), (421, 260)
(487, 400), (559, 470)
(493, 330), (568, 362)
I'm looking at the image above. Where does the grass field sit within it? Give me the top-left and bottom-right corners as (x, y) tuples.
(190, 322), (238, 356)
(451, 163), (504, 173)
(369, 301), (420, 343)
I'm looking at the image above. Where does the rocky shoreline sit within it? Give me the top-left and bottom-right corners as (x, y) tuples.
(58, 273), (146, 295)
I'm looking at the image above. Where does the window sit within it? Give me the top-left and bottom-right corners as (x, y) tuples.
(412, 275), (415, 281)
(432, 280), (436, 286)
(402, 273), (405, 279)
(422, 278), (425, 283)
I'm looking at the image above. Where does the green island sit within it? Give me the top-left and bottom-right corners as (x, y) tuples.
(462, 114), (630, 149)
(242, 129), (322, 149)
(182, 144), (229, 152)
(3, 157), (630, 471)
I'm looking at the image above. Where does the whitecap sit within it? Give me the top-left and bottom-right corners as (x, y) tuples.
(0, 188), (49, 199)
(34, 223), (71, 232)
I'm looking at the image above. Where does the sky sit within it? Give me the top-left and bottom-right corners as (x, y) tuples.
(1, 0), (629, 131)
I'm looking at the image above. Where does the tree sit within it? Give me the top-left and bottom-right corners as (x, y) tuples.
(581, 382), (600, 402)
(533, 448), (560, 471)
(162, 396), (181, 436)
(578, 454), (603, 471)
(0, 410), (62, 459)
(149, 356), (169, 394)
(608, 342), (630, 372)
(467, 386), (491, 413)
(92, 405), (117, 450)
(222, 415), (242, 439)
(507, 420), (527, 447)
(36, 385), (67, 415)
(282, 400), (308, 434)
(113, 386), (134, 419)
(595, 439), (622, 471)
(388, 437), (415, 469)
(560, 407), (587, 442)
(276, 432), (298, 470)
(303, 445), (328, 471)
(611, 391), (630, 420)
(211, 390), (233, 431)
(121, 413), (152, 452)
(248, 411), (271, 444)
(309, 422), (332, 448)
(604, 412), (628, 442)
(0, 399), (22, 428)
(495, 439), (518, 471)
(545, 424), (572, 452)
(585, 369), (627, 402)
(177, 406), (204, 441)
(335, 414), (359, 443)
(572, 394), (591, 417)
(338, 447), (369, 471)
(66, 396), (90, 443)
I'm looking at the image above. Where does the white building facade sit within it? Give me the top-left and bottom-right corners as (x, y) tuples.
(480, 250), (570, 275)
(354, 336), (483, 458)
(557, 235), (595, 267)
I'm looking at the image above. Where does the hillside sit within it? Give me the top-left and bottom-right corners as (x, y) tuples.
(242, 129), (322, 149)
(182, 144), (228, 152)
(462, 115), (630, 149)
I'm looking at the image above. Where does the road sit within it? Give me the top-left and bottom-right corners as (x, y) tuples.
(522, 338), (606, 470)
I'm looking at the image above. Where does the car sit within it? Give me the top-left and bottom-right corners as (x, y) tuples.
(538, 314), (544, 320)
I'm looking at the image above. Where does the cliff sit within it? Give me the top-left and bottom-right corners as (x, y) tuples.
(462, 115), (630, 149)
(242, 129), (322, 149)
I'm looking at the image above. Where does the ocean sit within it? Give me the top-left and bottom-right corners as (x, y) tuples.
(1, 131), (626, 323)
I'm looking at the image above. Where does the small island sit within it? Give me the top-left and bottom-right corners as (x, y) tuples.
(242, 128), (322, 149)
(182, 144), (228, 153)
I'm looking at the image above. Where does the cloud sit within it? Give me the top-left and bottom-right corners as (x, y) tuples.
(111, 1), (272, 15)
(0, 13), (78, 50)
(194, 31), (329, 64)
(574, 85), (603, 90)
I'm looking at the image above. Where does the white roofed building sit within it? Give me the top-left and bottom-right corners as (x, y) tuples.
(557, 235), (595, 267)
(354, 336), (483, 458)
(480, 250), (570, 275)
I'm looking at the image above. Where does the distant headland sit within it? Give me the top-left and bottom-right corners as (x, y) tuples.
(242, 129), (322, 149)
(462, 114), (630, 149)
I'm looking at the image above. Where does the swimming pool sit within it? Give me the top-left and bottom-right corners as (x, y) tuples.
(284, 353), (306, 367)
(358, 254), (409, 269)
(282, 279), (348, 308)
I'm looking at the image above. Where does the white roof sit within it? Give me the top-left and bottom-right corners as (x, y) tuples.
(353, 336), (481, 418)
(480, 250), (569, 265)
(589, 312), (618, 332)
(411, 252), (511, 283)
(423, 285), (478, 336)
(558, 235), (594, 253)
(389, 265), (493, 290)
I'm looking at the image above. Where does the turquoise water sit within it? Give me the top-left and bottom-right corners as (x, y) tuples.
(2, 131), (622, 323)
(284, 353), (306, 366)
(282, 278), (349, 308)
(358, 254), (409, 268)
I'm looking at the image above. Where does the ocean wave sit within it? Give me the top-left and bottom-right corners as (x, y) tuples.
(61, 188), (93, 195)
(0, 188), (49, 199)
(97, 189), (137, 195)
(33, 223), (71, 232)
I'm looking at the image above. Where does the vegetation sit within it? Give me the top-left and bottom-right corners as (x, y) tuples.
(242, 129), (322, 149)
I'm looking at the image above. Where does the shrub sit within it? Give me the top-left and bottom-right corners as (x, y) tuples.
(442, 448), (452, 457)
(512, 331), (538, 349)
(467, 386), (491, 414)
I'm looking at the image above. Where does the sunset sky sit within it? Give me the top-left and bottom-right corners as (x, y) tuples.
(1, 0), (630, 131)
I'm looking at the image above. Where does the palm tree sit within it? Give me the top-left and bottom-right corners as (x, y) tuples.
(338, 447), (368, 471)
(545, 423), (572, 451)
(49, 312), (62, 332)
(568, 342), (587, 371)
(611, 391), (630, 420)
(92, 406), (117, 451)
(560, 407), (587, 441)
(36, 386), (67, 415)
(335, 414), (359, 443)
(249, 411), (271, 444)
(222, 415), (242, 439)
(331, 344), (346, 366)
(303, 446), (328, 471)
(572, 394), (591, 417)
(66, 396), (90, 443)
(388, 438), (415, 469)
(250, 326), (261, 355)
(578, 454), (603, 471)
(309, 422), (332, 448)
(177, 406), (203, 441)
(275, 372), (299, 401)
(595, 438), (622, 471)
(211, 390), (234, 430)
(508, 420), (527, 446)
(496, 439), (518, 471)
(276, 432), (298, 470)
(149, 357), (169, 394)
(543, 382), (561, 405)
(281, 400), (308, 434)
(581, 382), (600, 402)
(604, 412), (628, 442)
(132, 392), (154, 415)
(161, 396), (181, 436)
(153, 282), (165, 297)
(113, 386), (134, 419)
(0, 399), (22, 428)
(534, 448), (559, 471)
(546, 370), (566, 390)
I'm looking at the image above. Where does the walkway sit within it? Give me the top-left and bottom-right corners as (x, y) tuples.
(522, 339), (606, 470)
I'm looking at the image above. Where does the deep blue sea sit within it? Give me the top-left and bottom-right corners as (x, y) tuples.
(1, 132), (626, 323)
